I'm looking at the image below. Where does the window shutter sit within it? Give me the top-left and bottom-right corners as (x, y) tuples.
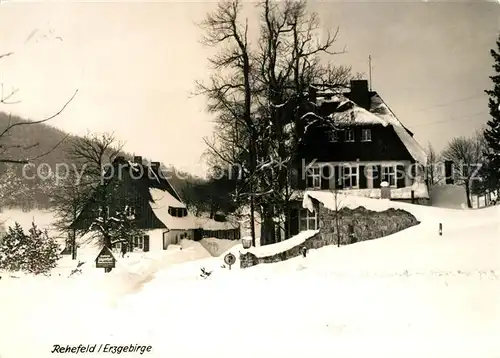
(396, 165), (406, 188)
(297, 165), (306, 190)
(143, 235), (150, 252)
(307, 174), (313, 188)
(373, 165), (381, 188)
(289, 208), (299, 236)
(321, 165), (330, 189)
(359, 165), (367, 189)
(332, 165), (337, 189)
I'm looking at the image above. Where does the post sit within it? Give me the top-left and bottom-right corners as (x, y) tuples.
(439, 223), (442, 236)
(302, 246), (307, 258)
(411, 190), (415, 204)
(71, 229), (77, 260)
(368, 55), (372, 91)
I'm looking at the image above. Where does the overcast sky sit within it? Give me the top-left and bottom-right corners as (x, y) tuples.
(0, 0), (498, 177)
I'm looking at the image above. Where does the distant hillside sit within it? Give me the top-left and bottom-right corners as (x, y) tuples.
(0, 112), (200, 210)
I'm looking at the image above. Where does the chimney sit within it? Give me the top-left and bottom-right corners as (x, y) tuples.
(350, 80), (370, 110)
(151, 161), (160, 171)
(113, 156), (125, 163)
(444, 160), (454, 184)
(133, 156), (142, 164)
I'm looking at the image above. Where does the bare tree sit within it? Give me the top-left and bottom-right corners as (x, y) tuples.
(198, 0), (353, 245)
(329, 185), (343, 247)
(254, 0), (351, 244)
(197, 0), (258, 246)
(0, 48), (78, 165)
(441, 132), (485, 208)
(425, 142), (442, 186)
(61, 132), (139, 254)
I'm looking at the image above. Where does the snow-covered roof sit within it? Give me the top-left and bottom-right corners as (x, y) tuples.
(292, 182), (429, 201)
(149, 188), (198, 230)
(330, 101), (387, 126)
(312, 92), (427, 165)
(369, 94), (427, 166)
(195, 217), (239, 231)
(148, 189), (240, 231)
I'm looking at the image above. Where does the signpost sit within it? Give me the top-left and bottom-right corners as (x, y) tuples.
(224, 253), (236, 270)
(242, 236), (252, 249)
(95, 246), (116, 273)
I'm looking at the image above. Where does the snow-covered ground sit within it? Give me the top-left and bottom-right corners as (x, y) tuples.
(0, 200), (499, 358)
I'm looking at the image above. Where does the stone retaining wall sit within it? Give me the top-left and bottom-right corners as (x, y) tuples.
(240, 204), (419, 269)
(318, 204), (419, 245)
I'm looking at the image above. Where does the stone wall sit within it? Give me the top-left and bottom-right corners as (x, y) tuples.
(318, 203), (419, 245)
(240, 203), (419, 269)
(240, 231), (324, 269)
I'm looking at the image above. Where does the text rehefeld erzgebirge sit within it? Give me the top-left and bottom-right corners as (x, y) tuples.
(51, 344), (152, 355)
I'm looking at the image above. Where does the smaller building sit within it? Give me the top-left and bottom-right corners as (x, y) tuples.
(71, 155), (240, 253)
(195, 216), (240, 240)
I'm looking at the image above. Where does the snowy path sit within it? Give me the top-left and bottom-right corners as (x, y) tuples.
(0, 205), (499, 358)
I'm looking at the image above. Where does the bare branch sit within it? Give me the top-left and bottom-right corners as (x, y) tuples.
(0, 89), (79, 139)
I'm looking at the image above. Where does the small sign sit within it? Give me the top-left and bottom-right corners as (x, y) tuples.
(224, 253), (236, 269)
(242, 236), (252, 249)
(95, 246), (116, 269)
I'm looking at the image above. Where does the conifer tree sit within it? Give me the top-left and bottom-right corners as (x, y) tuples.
(482, 35), (500, 193)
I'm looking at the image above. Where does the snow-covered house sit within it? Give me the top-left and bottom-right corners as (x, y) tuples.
(289, 79), (429, 237)
(72, 156), (240, 252)
(71, 156), (200, 252)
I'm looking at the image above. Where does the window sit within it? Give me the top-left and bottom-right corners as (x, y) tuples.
(328, 130), (338, 142)
(97, 206), (110, 218)
(345, 129), (355, 142)
(343, 164), (358, 188)
(382, 165), (397, 187)
(133, 236), (144, 250)
(306, 167), (321, 188)
(125, 205), (136, 217)
(299, 208), (317, 231)
(361, 128), (372, 142)
(168, 207), (188, 217)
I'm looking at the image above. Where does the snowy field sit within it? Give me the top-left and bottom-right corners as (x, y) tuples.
(0, 200), (499, 358)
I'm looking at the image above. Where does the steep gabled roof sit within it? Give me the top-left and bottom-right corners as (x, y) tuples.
(149, 188), (199, 230)
(70, 157), (184, 231)
(309, 90), (427, 165)
(368, 93), (427, 165)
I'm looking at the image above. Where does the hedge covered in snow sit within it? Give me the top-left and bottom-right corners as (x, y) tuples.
(0, 222), (60, 275)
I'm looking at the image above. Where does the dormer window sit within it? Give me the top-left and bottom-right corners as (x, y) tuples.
(361, 128), (372, 142)
(345, 129), (355, 142)
(168, 207), (188, 217)
(98, 206), (110, 218)
(125, 205), (136, 218)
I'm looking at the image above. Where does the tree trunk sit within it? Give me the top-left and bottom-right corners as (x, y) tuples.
(249, 136), (257, 247)
(72, 205), (77, 260)
(71, 229), (77, 260)
(465, 182), (472, 208)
